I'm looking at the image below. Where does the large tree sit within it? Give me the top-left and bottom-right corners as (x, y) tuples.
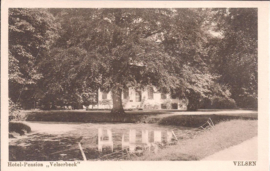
(9, 8), (59, 108)
(42, 9), (218, 113)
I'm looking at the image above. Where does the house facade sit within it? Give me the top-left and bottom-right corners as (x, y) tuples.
(88, 86), (187, 110)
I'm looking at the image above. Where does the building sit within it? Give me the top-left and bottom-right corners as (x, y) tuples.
(87, 86), (187, 110)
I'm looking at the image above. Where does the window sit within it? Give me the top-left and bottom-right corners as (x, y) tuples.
(171, 94), (177, 99)
(171, 103), (178, 109)
(135, 91), (142, 102)
(161, 104), (167, 109)
(123, 88), (129, 99)
(161, 93), (166, 99)
(102, 92), (108, 99)
(148, 87), (154, 99)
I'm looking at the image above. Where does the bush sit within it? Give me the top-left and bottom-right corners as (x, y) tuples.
(9, 122), (31, 135)
(9, 99), (26, 121)
(99, 99), (112, 108)
(161, 99), (172, 109)
(237, 95), (258, 109)
(143, 103), (159, 110)
(186, 90), (201, 111)
(159, 114), (257, 127)
(200, 96), (237, 109)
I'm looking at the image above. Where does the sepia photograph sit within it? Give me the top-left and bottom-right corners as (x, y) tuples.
(1, 1), (269, 171)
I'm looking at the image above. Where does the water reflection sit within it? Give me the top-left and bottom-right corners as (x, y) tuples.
(97, 128), (175, 153)
(122, 129), (151, 153)
(98, 128), (113, 152)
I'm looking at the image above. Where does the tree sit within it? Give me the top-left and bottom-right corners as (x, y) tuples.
(81, 91), (98, 110)
(9, 8), (59, 108)
(205, 8), (258, 108)
(41, 9), (217, 114)
(9, 8), (257, 112)
(39, 9), (229, 114)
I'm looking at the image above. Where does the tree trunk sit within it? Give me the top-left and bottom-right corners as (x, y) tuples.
(186, 90), (200, 111)
(111, 87), (125, 115)
(51, 101), (57, 110)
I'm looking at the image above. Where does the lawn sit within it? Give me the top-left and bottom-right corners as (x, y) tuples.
(23, 109), (257, 125)
(134, 120), (257, 160)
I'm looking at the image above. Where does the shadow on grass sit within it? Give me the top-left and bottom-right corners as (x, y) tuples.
(158, 114), (258, 127)
(25, 109), (172, 123)
(9, 133), (83, 161)
(25, 110), (257, 124)
(9, 122), (31, 136)
(26, 112), (147, 123)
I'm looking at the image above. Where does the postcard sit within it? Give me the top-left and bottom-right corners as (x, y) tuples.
(1, 1), (269, 171)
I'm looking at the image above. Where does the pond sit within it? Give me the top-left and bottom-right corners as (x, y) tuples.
(9, 122), (202, 161)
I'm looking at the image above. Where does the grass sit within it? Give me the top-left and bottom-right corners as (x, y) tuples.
(26, 111), (147, 123)
(9, 134), (83, 161)
(157, 114), (257, 127)
(24, 110), (257, 126)
(24, 110), (165, 122)
(133, 120), (257, 160)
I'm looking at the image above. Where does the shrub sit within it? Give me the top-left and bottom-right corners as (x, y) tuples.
(99, 99), (112, 108)
(143, 103), (159, 110)
(237, 95), (258, 109)
(200, 96), (237, 109)
(9, 122), (31, 135)
(9, 99), (26, 121)
(212, 96), (237, 109)
(178, 99), (188, 110)
(161, 99), (172, 109)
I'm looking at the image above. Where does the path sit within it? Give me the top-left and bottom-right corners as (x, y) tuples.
(202, 136), (257, 160)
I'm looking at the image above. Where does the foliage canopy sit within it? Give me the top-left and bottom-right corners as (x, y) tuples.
(8, 8), (258, 113)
